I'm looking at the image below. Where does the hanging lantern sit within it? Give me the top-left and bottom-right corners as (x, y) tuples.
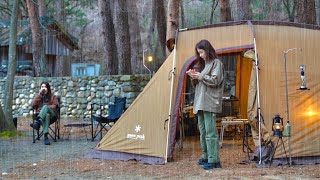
(299, 65), (308, 90)
(272, 114), (284, 138)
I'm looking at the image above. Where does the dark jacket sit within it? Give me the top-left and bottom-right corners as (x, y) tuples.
(31, 93), (59, 116)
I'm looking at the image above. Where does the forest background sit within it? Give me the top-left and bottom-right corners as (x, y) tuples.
(0, 0), (319, 131)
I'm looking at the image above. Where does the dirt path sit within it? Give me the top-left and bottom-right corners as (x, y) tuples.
(1, 119), (319, 179)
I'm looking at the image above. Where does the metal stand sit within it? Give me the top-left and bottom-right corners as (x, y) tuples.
(284, 48), (301, 165)
(143, 48), (152, 78)
(269, 136), (289, 167)
(242, 122), (253, 159)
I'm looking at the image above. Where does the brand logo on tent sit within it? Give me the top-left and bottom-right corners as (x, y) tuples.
(127, 125), (145, 140)
(135, 125), (141, 132)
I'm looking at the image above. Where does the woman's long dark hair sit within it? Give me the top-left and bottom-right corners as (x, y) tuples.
(192, 58), (205, 72)
(40, 81), (52, 97)
(195, 39), (218, 60)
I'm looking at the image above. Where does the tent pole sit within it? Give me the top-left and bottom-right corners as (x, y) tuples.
(165, 29), (179, 163)
(253, 37), (262, 165)
(248, 21), (262, 164)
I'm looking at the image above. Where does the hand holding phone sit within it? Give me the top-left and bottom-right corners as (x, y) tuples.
(40, 88), (46, 95)
(186, 69), (199, 79)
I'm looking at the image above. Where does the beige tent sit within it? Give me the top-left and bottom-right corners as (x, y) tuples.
(87, 21), (320, 164)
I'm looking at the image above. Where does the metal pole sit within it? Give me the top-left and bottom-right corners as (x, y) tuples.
(165, 29), (179, 163)
(253, 37), (262, 164)
(247, 21), (263, 164)
(165, 43), (176, 163)
(284, 47), (299, 166)
(143, 49), (152, 78)
(283, 50), (291, 165)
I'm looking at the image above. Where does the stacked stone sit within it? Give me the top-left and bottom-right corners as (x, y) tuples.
(0, 75), (150, 119)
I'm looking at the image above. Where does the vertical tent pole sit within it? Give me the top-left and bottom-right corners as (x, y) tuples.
(248, 21), (262, 164)
(165, 29), (179, 163)
(253, 37), (262, 165)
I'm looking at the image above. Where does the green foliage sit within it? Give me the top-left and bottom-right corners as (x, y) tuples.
(183, 0), (218, 27)
(251, 0), (267, 20)
(0, 0), (14, 20)
(251, 0), (288, 21)
(46, 0), (93, 29)
(0, 131), (25, 138)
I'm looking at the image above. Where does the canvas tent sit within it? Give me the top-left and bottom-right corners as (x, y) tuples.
(86, 21), (320, 165)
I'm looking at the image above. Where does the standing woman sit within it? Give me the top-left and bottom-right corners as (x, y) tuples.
(187, 40), (225, 170)
(30, 82), (59, 145)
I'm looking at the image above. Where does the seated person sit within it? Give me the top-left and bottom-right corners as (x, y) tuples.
(30, 82), (59, 145)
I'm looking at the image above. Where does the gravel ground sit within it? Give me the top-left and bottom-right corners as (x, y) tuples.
(0, 121), (97, 177)
(1, 118), (320, 179)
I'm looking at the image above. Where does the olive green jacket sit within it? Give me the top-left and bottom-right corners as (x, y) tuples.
(192, 58), (225, 114)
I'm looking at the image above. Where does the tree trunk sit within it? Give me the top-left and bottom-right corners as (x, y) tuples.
(98, 0), (118, 75)
(235, 0), (252, 20)
(282, 0), (297, 22)
(267, 0), (274, 20)
(127, 0), (143, 74)
(54, 0), (66, 76)
(26, 0), (49, 77)
(156, 0), (166, 59)
(38, 0), (47, 17)
(142, 0), (156, 74)
(219, 0), (232, 22)
(297, 0), (316, 24)
(37, 0), (50, 76)
(317, 0), (320, 24)
(0, 106), (7, 131)
(210, 0), (219, 24)
(146, 0), (156, 53)
(1, 0), (19, 132)
(114, 0), (131, 75)
(166, 0), (180, 55)
(55, 0), (65, 25)
(180, 1), (185, 28)
(266, 0), (285, 21)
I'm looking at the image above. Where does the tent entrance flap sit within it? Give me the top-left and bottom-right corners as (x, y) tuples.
(167, 56), (197, 161)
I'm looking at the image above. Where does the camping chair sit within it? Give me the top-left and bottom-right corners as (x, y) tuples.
(90, 101), (125, 141)
(32, 96), (61, 143)
(114, 96), (126, 110)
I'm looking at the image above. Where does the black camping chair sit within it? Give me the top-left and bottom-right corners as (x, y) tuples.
(32, 96), (61, 143)
(91, 101), (125, 141)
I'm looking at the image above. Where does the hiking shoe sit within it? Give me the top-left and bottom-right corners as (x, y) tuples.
(197, 158), (208, 165)
(214, 162), (222, 168)
(44, 133), (50, 145)
(44, 136), (50, 145)
(202, 163), (214, 170)
(30, 120), (40, 130)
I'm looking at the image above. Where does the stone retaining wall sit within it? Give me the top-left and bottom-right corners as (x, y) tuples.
(0, 75), (150, 119)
